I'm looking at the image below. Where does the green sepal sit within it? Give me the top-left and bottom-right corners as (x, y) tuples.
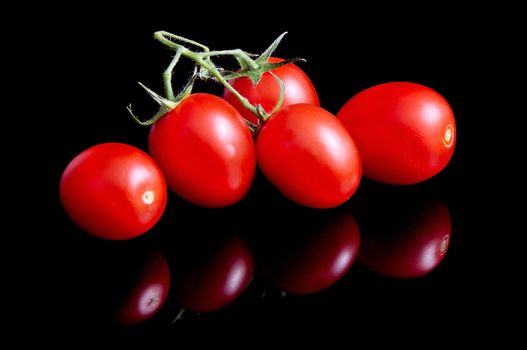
(128, 82), (179, 126)
(222, 32), (304, 85)
(223, 58), (304, 85)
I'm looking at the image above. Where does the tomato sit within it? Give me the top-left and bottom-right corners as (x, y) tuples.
(337, 82), (456, 184)
(149, 93), (256, 207)
(60, 143), (167, 240)
(359, 199), (451, 278)
(256, 104), (362, 208)
(266, 212), (360, 294)
(171, 236), (254, 312)
(114, 251), (171, 325)
(223, 57), (319, 125)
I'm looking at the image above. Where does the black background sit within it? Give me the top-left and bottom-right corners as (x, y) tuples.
(23, 4), (516, 341)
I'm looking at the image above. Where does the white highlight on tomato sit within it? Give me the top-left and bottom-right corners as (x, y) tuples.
(143, 190), (155, 205)
(225, 144), (236, 159)
(224, 259), (248, 296)
(331, 249), (353, 275)
(423, 101), (442, 125)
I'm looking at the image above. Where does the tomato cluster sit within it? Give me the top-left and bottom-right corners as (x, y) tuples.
(60, 32), (456, 241)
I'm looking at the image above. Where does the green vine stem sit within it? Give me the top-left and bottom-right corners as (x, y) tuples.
(127, 66), (197, 126)
(154, 31), (266, 119)
(163, 49), (182, 101)
(131, 31), (302, 128)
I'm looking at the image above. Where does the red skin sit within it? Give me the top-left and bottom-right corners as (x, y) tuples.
(223, 57), (319, 125)
(338, 82), (456, 184)
(173, 237), (254, 312)
(60, 143), (167, 240)
(114, 252), (171, 325)
(149, 93), (256, 207)
(359, 200), (452, 278)
(270, 212), (361, 294)
(256, 104), (362, 208)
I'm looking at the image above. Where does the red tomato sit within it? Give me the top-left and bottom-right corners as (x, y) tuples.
(114, 251), (171, 325)
(149, 93), (256, 207)
(60, 143), (167, 240)
(172, 237), (254, 312)
(256, 104), (362, 208)
(223, 57), (319, 125)
(268, 212), (360, 294)
(359, 199), (451, 278)
(337, 82), (456, 184)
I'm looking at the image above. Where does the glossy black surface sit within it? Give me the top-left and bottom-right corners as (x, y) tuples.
(28, 8), (499, 337)
(44, 177), (464, 330)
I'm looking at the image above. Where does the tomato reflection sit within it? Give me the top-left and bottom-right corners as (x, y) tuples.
(114, 251), (171, 325)
(263, 211), (361, 294)
(170, 236), (254, 312)
(359, 199), (451, 278)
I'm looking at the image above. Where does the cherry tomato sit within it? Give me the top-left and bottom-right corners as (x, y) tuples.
(267, 212), (361, 294)
(256, 104), (362, 208)
(60, 143), (167, 240)
(149, 93), (256, 207)
(223, 57), (319, 125)
(359, 199), (451, 278)
(172, 236), (254, 312)
(114, 251), (171, 325)
(337, 82), (456, 184)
